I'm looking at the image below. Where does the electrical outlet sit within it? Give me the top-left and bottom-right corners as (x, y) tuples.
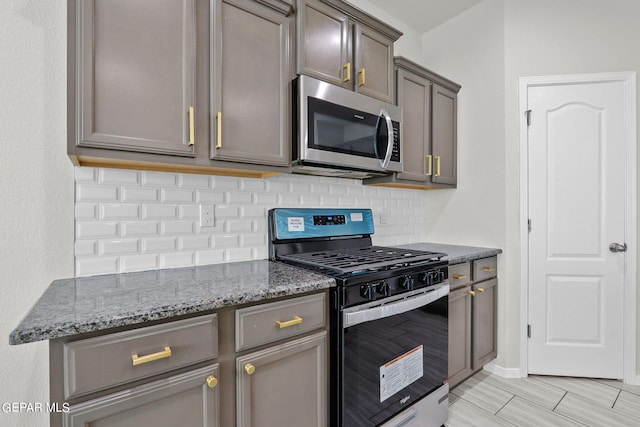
(199, 204), (215, 227)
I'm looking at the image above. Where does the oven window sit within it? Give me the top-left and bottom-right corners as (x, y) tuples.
(308, 97), (380, 158)
(342, 295), (448, 426)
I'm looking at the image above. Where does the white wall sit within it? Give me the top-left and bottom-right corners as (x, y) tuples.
(0, 2), (73, 426)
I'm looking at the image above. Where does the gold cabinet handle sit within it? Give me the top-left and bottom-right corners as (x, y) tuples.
(435, 156), (441, 177)
(452, 274), (467, 280)
(477, 288), (485, 293)
(275, 315), (303, 329)
(425, 154), (433, 176)
(482, 267), (497, 272)
(343, 62), (351, 82)
(468, 290), (476, 297)
(244, 363), (256, 375)
(188, 106), (195, 146)
(206, 375), (218, 388)
(215, 111), (222, 149)
(358, 68), (366, 86)
(131, 346), (172, 366)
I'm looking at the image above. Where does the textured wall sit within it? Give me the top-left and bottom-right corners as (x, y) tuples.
(0, 2), (74, 426)
(75, 168), (429, 276)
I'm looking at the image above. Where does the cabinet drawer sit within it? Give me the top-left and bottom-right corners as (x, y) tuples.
(235, 293), (326, 352)
(473, 256), (497, 282)
(64, 314), (218, 399)
(449, 262), (471, 288)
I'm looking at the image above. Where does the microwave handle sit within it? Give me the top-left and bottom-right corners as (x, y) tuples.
(378, 108), (394, 169)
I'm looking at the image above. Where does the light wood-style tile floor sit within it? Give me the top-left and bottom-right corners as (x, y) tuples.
(447, 370), (640, 426)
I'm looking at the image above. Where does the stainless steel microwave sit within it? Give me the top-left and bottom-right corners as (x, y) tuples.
(292, 75), (402, 178)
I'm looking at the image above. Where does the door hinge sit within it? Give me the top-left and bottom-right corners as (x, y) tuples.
(525, 109), (532, 126)
(527, 324), (531, 338)
(528, 219), (532, 232)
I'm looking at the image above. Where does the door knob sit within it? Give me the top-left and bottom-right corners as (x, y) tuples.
(609, 243), (627, 253)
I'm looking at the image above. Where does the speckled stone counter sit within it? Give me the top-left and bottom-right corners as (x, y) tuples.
(396, 242), (502, 264)
(10, 260), (335, 345)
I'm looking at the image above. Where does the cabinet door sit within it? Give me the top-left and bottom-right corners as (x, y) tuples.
(75, 0), (196, 156)
(472, 278), (498, 369)
(63, 364), (220, 427)
(354, 23), (394, 103)
(236, 331), (327, 427)
(432, 84), (458, 185)
(447, 286), (473, 389)
(396, 68), (431, 183)
(297, 0), (352, 88)
(211, 0), (292, 166)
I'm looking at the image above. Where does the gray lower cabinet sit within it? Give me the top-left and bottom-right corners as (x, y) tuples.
(236, 332), (327, 427)
(296, 0), (401, 103)
(210, 0), (293, 166)
(63, 364), (220, 427)
(447, 256), (498, 389)
(70, 0), (196, 157)
(365, 56), (460, 189)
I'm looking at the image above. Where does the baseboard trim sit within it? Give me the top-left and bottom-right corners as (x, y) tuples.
(482, 361), (523, 378)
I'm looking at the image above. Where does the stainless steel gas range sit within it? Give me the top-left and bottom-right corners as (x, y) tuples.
(268, 208), (449, 427)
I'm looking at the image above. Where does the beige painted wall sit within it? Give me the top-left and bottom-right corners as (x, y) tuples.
(0, 1), (74, 426)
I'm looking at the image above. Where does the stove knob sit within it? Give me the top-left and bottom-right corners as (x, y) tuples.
(376, 281), (390, 296)
(360, 284), (376, 301)
(418, 272), (432, 285)
(401, 276), (414, 291)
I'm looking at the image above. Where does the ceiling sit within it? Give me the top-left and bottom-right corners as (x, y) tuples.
(367, 0), (484, 33)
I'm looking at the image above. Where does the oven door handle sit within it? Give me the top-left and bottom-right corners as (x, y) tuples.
(343, 284), (449, 328)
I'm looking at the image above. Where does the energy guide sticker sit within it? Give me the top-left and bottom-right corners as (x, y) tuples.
(379, 345), (424, 402)
(287, 217), (304, 232)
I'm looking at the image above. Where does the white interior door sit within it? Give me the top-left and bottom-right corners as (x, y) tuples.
(527, 78), (630, 379)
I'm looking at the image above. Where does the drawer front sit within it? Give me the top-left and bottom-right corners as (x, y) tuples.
(64, 314), (218, 399)
(473, 256), (497, 282)
(449, 262), (472, 289)
(236, 293), (326, 352)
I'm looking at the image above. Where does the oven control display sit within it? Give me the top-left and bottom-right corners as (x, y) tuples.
(313, 215), (346, 226)
(379, 345), (424, 402)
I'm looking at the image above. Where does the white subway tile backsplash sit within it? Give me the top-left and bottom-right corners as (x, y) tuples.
(122, 221), (159, 237)
(77, 185), (119, 202)
(142, 205), (177, 219)
(101, 204), (140, 220)
(74, 167), (428, 276)
(77, 222), (119, 239)
(100, 239), (140, 255)
(122, 187), (160, 202)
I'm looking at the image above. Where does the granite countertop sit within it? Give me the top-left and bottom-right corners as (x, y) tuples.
(396, 242), (502, 264)
(10, 243), (501, 346)
(9, 260), (335, 345)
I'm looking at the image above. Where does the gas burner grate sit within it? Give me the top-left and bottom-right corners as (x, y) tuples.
(279, 246), (445, 275)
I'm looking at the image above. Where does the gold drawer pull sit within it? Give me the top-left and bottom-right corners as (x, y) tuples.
(344, 62), (351, 82)
(435, 156), (441, 177)
(215, 111), (222, 149)
(358, 67), (366, 86)
(131, 346), (172, 366)
(452, 274), (467, 280)
(206, 375), (218, 389)
(425, 154), (433, 176)
(468, 290), (476, 297)
(245, 363), (256, 375)
(477, 288), (485, 293)
(187, 106), (195, 146)
(482, 267), (496, 273)
(275, 315), (303, 329)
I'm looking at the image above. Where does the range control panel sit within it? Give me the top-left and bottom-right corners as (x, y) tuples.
(270, 208), (374, 240)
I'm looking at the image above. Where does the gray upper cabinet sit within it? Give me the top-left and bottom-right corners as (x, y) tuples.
(72, 0), (196, 156)
(365, 56), (460, 189)
(297, 0), (401, 103)
(210, 0), (293, 167)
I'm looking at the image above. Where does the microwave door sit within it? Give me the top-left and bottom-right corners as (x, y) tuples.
(375, 109), (394, 169)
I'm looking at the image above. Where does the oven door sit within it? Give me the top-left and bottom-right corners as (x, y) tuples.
(341, 284), (449, 427)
